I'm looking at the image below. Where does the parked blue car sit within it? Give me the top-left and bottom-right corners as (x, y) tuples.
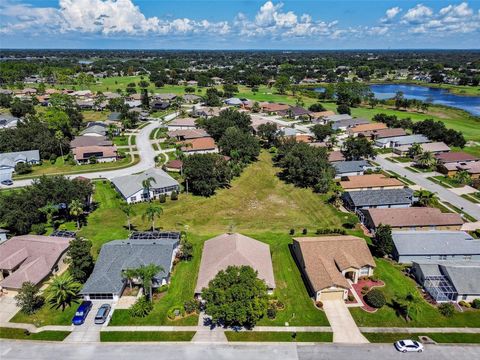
(72, 301), (92, 325)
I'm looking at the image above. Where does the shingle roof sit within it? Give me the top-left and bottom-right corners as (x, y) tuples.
(344, 188), (414, 207)
(363, 207), (463, 228)
(392, 231), (479, 256)
(323, 114), (353, 122)
(73, 145), (117, 161)
(435, 152), (478, 164)
(395, 142), (450, 154)
(293, 236), (375, 291)
(167, 128), (209, 140)
(339, 174), (404, 190)
(195, 233), (275, 293)
(331, 118), (370, 131)
(0, 150), (40, 168)
(333, 160), (372, 175)
(168, 117), (197, 127)
(80, 125), (107, 136)
(70, 136), (113, 148)
(376, 134), (430, 146)
(181, 137), (217, 152)
(111, 168), (179, 199)
(440, 264), (480, 294)
(80, 238), (179, 295)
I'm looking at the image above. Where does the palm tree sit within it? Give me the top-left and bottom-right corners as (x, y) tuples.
(45, 273), (81, 311)
(141, 176), (157, 200)
(54, 130), (65, 165)
(326, 135), (338, 150)
(403, 292), (423, 321)
(39, 202), (58, 227)
(407, 143), (422, 158)
(122, 268), (138, 290)
(69, 199), (84, 230)
(414, 189), (438, 207)
(415, 151), (436, 169)
(136, 264), (164, 301)
(107, 123), (117, 140)
(120, 202), (136, 231)
(453, 170), (472, 186)
(142, 204), (163, 231)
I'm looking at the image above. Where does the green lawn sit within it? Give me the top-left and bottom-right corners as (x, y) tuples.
(225, 331), (333, 342)
(428, 176), (463, 188)
(350, 259), (480, 327)
(0, 328), (71, 341)
(11, 301), (77, 327)
(364, 332), (480, 344)
(461, 194), (480, 204)
(112, 135), (130, 146)
(100, 331), (195, 342)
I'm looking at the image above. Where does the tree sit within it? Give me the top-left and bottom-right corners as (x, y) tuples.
(138, 80), (150, 89)
(274, 76), (291, 95)
(337, 104), (351, 115)
(308, 103), (327, 112)
(14, 282), (44, 315)
(342, 136), (376, 160)
(43, 108), (71, 137)
(140, 89), (150, 109)
(367, 93), (378, 108)
(54, 130), (65, 164)
(141, 176), (156, 200)
(200, 108), (252, 141)
(414, 190), (438, 207)
(69, 199), (83, 230)
(453, 170), (472, 186)
(45, 273), (81, 311)
(135, 264), (164, 301)
(438, 303), (455, 317)
(251, 101), (261, 113)
(218, 127), (260, 164)
(407, 143), (423, 158)
(204, 88), (222, 107)
(65, 237), (94, 283)
(142, 204), (163, 231)
(415, 151), (436, 169)
(10, 98), (35, 118)
(311, 124), (333, 142)
(183, 153), (232, 196)
(39, 202), (58, 227)
(122, 268), (138, 290)
(129, 296), (153, 317)
(223, 83), (239, 98)
(14, 162), (32, 175)
(394, 91), (405, 110)
(256, 122), (278, 147)
(401, 292), (424, 321)
(201, 265), (268, 327)
(373, 224), (393, 257)
(107, 123), (117, 140)
(120, 202), (136, 231)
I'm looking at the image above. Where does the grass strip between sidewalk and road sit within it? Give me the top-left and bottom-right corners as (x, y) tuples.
(0, 327), (70, 341)
(225, 331), (333, 342)
(100, 331), (196, 342)
(363, 332), (480, 344)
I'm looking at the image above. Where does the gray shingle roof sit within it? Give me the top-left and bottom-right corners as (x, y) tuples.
(333, 160), (372, 175)
(111, 168), (179, 199)
(376, 134), (430, 147)
(331, 118), (369, 131)
(0, 150), (40, 168)
(80, 238), (179, 295)
(324, 114), (352, 122)
(393, 231), (480, 256)
(80, 125), (107, 136)
(344, 188), (414, 207)
(441, 264), (480, 294)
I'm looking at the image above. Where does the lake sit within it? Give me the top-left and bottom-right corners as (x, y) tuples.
(370, 84), (480, 117)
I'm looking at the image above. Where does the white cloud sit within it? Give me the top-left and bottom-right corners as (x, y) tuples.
(381, 6), (402, 22)
(402, 4), (433, 24)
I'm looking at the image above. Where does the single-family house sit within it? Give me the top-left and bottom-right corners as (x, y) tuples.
(332, 118), (370, 132)
(347, 123), (388, 136)
(375, 134), (430, 148)
(0, 229), (9, 244)
(111, 168), (180, 203)
(72, 145), (118, 164)
(328, 151), (345, 163)
(412, 261), (480, 302)
(0, 235), (73, 290)
(195, 233), (275, 295)
(292, 236), (375, 301)
(277, 106), (313, 120)
(80, 236), (180, 301)
(339, 174), (404, 191)
(342, 188), (415, 211)
(167, 117), (197, 131)
(80, 125), (107, 137)
(392, 231), (480, 264)
(393, 142), (450, 156)
(323, 114), (353, 123)
(151, 101), (170, 111)
(153, 93), (177, 102)
(164, 159), (183, 173)
(361, 207), (464, 232)
(435, 152), (478, 165)
(360, 127), (407, 140)
(181, 137), (218, 155)
(259, 102), (290, 114)
(0, 114), (19, 129)
(183, 94), (202, 103)
(333, 160), (375, 179)
(167, 128), (209, 141)
(0, 150), (40, 182)
(439, 160), (480, 178)
(70, 136), (113, 149)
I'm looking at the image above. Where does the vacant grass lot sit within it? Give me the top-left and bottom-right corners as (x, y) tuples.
(364, 332), (480, 344)
(350, 259), (480, 327)
(0, 328), (71, 341)
(225, 331), (333, 342)
(100, 331), (196, 342)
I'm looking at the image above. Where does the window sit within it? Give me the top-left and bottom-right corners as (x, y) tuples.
(439, 255), (447, 260)
(360, 267), (370, 276)
(464, 255), (472, 260)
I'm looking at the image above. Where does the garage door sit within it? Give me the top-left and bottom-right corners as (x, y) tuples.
(320, 290), (344, 301)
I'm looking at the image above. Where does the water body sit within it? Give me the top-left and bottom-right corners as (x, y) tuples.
(370, 84), (480, 117)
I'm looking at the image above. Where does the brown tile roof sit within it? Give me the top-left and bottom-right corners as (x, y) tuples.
(261, 103), (290, 112)
(181, 137), (217, 152)
(295, 134), (314, 143)
(457, 161), (480, 174)
(0, 235), (72, 289)
(339, 174), (404, 190)
(311, 110), (335, 118)
(348, 123), (388, 134)
(395, 142), (450, 154)
(169, 117), (198, 127)
(195, 233), (276, 293)
(165, 159), (183, 169)
(328, 151), (345, 163)
(73, 145), (117, 160)
(70, 136), (113, 148)
(435, 152), (479, 164)
(167, 128), (209, 140)
(293, 236), (375, 291)
(357, 127), (407, 139)
(364, 207), (464, 228)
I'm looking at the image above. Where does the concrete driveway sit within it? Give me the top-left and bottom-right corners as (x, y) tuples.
(322, 300), (368, 344)
(0, 296), (19, 322)
(64, 302), (114, 343)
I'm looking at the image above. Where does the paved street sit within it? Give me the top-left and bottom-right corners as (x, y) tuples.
(375, 156), (480, 220)
(1, 341), (479, 360)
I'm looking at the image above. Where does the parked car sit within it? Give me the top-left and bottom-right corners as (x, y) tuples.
(395, 340), (424, 353)
(72, 301), (92, 325)
(94, 304), (111, 324)
(1, 179), (13, 186)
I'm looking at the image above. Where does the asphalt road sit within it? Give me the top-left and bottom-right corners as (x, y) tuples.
(1, 341), (479, 360)
(1, 112), (178, 189)
(375, 156), (480, 220)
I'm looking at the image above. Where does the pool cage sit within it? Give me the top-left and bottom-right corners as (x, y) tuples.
(129, 231), (181, 240)
(424, 275), (457, 302)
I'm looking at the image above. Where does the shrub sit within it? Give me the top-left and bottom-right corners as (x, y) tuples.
(167, 305), (185, 320)
(337, 104), (351, 115)
(364, 289), (386, 309)
(361, 286), (370, 295)
(156, 284), (169, 293)
(275, 301), (285, 310)
(184, 299), (199, 314)
(459, 301), (471, 308)
(15, 162), (32, 174)
(159, 194), (166, 203)
(472, 299), (480, 309)
(289, 228), (295, 235)
(347, 294), (355, 302)
(302, 228), (307, 235)
(171, 191), (178, 201)
(49, 154), (57, 164)
(31, 223), (46, 235)
(267, 306), (277, 319)
(129, 296), (153, 318)
(438, 302), (455, 317)
(315, 301), (323, 309)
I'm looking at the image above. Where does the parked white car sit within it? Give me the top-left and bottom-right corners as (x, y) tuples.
(395, 339), (424, 353)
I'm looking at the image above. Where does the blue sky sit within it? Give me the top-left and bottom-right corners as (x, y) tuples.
(1, 0), (479, 49)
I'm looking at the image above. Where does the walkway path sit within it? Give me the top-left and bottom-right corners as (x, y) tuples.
(0, 297), (19, 323)
(191, 312), (227, 343)
(322, 300), (368, 343)
(376, 155), (480, 220)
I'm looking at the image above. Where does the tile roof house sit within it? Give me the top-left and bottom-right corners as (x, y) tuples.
(367, 127), (407, 140)
(111, 168), (180, 204)
(180, 137), (218, 155)
(80, 237), (179, 301)
(439, 160), (480, 178)
(167, 128), (209, 141)
(277, 106), (313, 120)
(72, 145), (118, 164)
(339, 174), (404, 191)
(393, 141), (450, 156)
(333, 160), (375, 179)
(361, 207), (463, 232)
(167, 117), (198, 131)
(375, 134), (430, 148)
(342, 188), (415, 211)
(392, 231), (480, 264)
(292, 236), (375, 301)
(260, 102), (291, 113)
(328, 151), (345, 163)
(331, 118), (370, 131)
(164, 159), (183, 172)
(70, 136), (113, 149)
(435, 152), (478, 164)
(412, 261), (480, 303)
(195, 233), (275, 295)
(347, 123), (388, 135)
(0, 235), (73, 290)
(323, 114), (353, 123)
